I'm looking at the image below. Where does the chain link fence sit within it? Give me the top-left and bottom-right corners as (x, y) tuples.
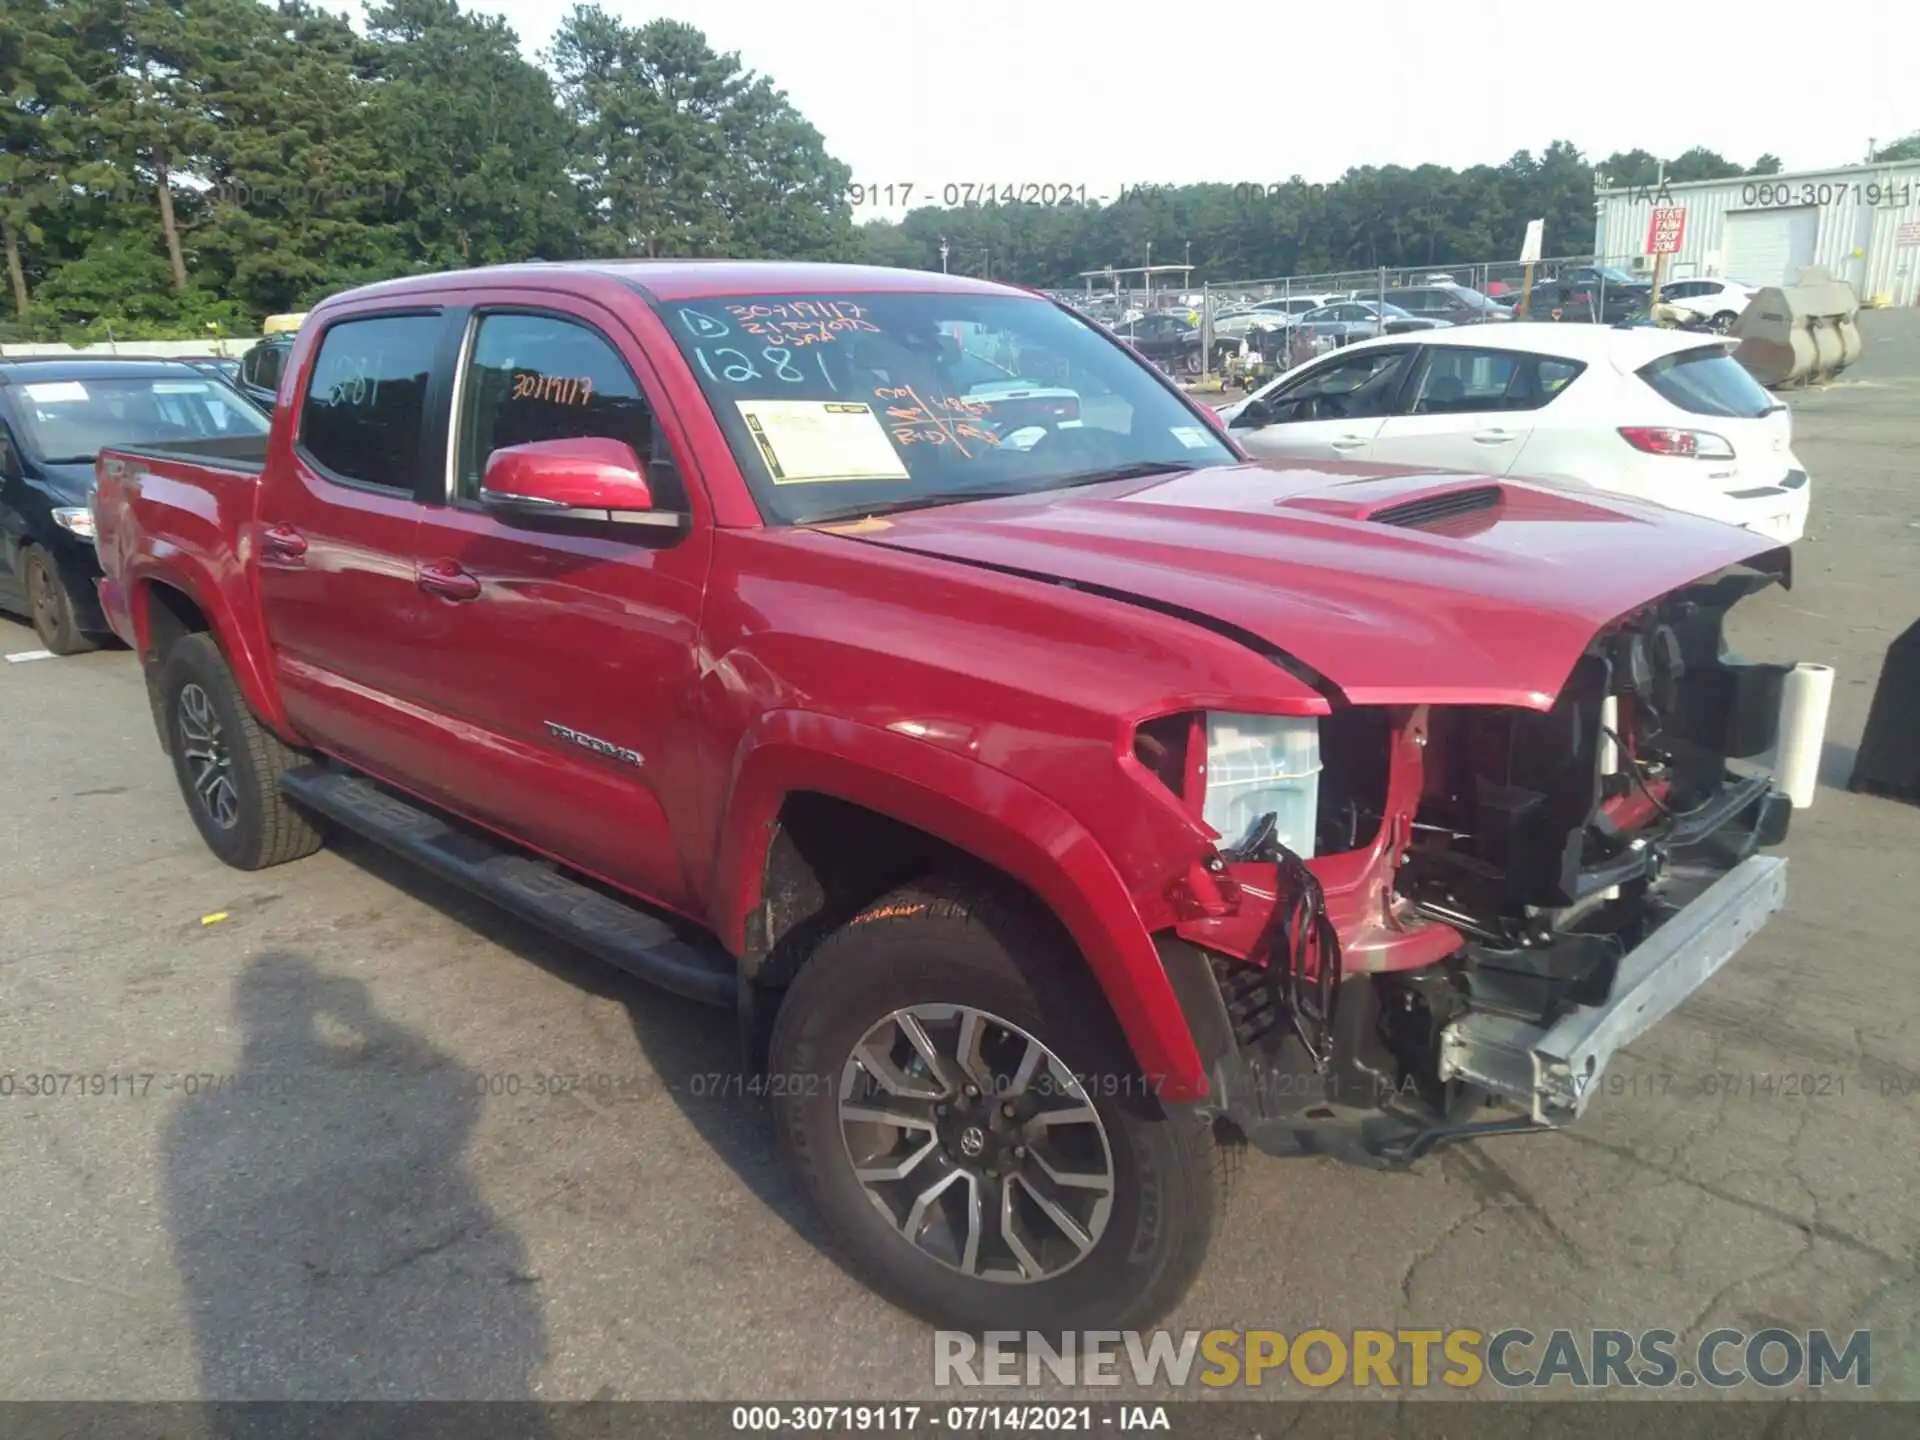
(1187, 254), (1656, 388)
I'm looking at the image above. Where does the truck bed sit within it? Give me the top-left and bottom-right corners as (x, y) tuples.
(109, 432), (268, 475)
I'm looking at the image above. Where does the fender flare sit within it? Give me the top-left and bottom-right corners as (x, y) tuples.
(129, 548), (293, 736)
(711, 709), (1208, 1101)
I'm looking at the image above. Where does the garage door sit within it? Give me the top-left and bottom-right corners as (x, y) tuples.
(1721, 207), (1820, 287)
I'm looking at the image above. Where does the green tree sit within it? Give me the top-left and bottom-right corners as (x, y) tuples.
(550, 6), (852, 259)
(364, 0), (582, 267)
(1874, 132), (1920, 162)
(186, 1), (407, 315)
(0, 0), (87, 314)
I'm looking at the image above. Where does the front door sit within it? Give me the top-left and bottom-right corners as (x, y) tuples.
(252, 309), (446, 779)
(401, 299), (713, 913)
(1368, 345), (1538, 474)
(1230, 344), (1417, 462)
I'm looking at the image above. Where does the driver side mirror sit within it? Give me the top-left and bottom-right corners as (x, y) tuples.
(1232, 398), (1275, 430)
(480, 437), (685, 531)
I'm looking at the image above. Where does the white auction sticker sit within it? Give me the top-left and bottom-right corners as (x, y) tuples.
(1169, 425), (1214, 450)
(23, 381), (88, 403)
(152, 382), (211, 394)
(734, 400), (911, 485)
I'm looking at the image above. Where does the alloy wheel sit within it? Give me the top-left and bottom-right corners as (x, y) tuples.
(178, 683), (240, 829)
(838, 1003), (1116, 1284)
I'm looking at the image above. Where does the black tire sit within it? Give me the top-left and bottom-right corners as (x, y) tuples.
(21, 546), (99, 655)
(769, 876), (1225, 1332)
(159, 633), (323, 870)
(1711, 310), (1738, 333)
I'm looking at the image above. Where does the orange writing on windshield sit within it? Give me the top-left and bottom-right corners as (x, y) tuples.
(511, 372), (595, 405)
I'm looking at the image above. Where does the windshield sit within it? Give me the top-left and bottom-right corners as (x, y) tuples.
(658, 291), (1238, 525)
(6, 375), (270, 463)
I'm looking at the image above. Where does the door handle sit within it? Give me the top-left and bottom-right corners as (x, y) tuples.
(1472, 430), (1517, 444)
(416, 560), (482, 602)
(1330, 435), (1370, 450)
(261, 524), (308, 559)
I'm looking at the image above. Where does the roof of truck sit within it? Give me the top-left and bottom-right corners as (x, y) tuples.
(335, 260), (1026, 307)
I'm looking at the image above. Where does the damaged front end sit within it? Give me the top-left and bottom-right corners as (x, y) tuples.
(1156, 557), (1797, 1167)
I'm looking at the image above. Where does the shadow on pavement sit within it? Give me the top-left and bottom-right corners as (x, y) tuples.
(321, 832), (835, 1261)
(161, 948), (551, 1417)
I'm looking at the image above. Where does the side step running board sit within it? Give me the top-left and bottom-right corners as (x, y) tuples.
(280, 764), (736, 1007)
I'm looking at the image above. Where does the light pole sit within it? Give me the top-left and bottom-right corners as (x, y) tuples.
(939, 238), (949, 273)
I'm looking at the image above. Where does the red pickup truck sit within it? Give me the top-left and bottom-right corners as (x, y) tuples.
(93, 260), (1797, 1333)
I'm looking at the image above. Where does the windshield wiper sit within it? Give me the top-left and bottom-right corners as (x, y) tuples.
(800, 462), (1203, 528)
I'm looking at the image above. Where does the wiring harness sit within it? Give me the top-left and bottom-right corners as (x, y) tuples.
(1235, 814), (1345, 1074)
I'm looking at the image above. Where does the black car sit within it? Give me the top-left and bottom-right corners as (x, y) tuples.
(1109, 312), (1238, 375)
(0, 358), (271, 653)
(1380, 283), (1514, 326)
(1509, 278), (1648, 324)
(236, 333), (296, 409)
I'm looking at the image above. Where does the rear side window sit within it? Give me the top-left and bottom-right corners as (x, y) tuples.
(1637, 346), (1774, 419)
(299, 314), (441, 491)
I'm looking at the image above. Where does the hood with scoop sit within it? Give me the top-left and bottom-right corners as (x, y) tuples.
(824, 461), (1787, 710)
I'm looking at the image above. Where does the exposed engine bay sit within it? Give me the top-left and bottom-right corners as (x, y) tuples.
(1168, 558), (1798, 1165)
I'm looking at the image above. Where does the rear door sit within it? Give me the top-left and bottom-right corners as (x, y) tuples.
(253, 307), (448, 778)
(1229, 344), (1417, 461)
(1368, 345), (1554, 473)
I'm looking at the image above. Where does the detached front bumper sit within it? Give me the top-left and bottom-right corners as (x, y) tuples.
(1438, 854), (1788, 1125)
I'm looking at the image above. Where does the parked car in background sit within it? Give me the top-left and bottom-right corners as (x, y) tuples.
(1215, 324), (1809, 544)
(1297, 300), (1452, 347)
(1381, 283), (1515, 326)
(93, 258), (1801, 1333)
(0, 357), (270, 653)
(236, 333), (295, 409)
(1655, 278), (1757, 332)
(181, 355), (245, 388)
(1510, 278), (1646, 325)
(1111, 310), (1237, 374)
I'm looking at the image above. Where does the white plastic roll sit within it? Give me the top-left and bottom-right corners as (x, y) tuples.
(1599, 696), (1620, 900)
(1775, 662), (1835, 809)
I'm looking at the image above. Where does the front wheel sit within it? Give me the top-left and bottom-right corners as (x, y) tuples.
(1710, 310), (1738, 333)
(769, 878), (1224, 1331)
(21, 547), (99, 655)
(159, 633), (324, 870)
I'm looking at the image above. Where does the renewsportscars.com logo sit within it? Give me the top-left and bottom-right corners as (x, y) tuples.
(935, 1328), (1872, 1390)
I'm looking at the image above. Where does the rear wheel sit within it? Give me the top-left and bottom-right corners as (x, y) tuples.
(1710, 310), (1738, 333)
(769, 878), (1224, 1331)
(159, 633), (323, 870)
(22, 547), (98, 656)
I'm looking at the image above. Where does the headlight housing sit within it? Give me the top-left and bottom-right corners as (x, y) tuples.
(1202, 713), (1322, 857)
(1133, 711), (1323, 858)
(51, 505), (96, 541)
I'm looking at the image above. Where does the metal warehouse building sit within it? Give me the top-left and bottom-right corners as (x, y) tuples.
(1592, 162), (1920, 306)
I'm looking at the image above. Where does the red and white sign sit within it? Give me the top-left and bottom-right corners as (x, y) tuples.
(1646, 206), (1687, 255)
(1898, 220), (1920, 247)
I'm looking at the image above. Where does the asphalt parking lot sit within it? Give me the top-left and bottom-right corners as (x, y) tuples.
(3, 313), (1919, 1404)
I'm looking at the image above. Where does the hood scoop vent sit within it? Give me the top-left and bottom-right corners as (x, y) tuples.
(1369, 484), (1504, 529)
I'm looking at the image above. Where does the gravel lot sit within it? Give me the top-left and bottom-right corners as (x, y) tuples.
(2, 313), (1917, 1403)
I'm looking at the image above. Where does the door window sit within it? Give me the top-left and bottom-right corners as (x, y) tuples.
(298, 315), (441, 493)
(454, 312), (681, 508)
(1407, 348), (1587, 414)
(1258, 348), (1413, 423)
